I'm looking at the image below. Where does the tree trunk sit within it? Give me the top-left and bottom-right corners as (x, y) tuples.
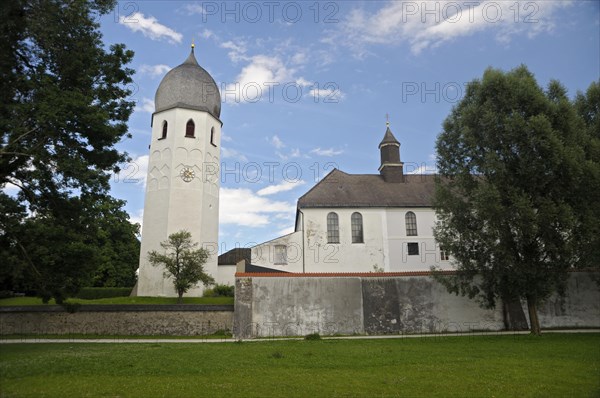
(526, 296), (541, 335)
(177, 290), (184, 304)
(502, 296), (528, 331)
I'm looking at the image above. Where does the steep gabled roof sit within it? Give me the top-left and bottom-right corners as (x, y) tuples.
(297, 169), (437, 208)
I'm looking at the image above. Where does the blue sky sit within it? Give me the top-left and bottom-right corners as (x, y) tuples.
(97, 0), (599, 252)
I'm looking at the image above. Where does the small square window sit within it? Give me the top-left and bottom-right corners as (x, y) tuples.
(440, 248), (450, 261)
(407, 242), (419, 256)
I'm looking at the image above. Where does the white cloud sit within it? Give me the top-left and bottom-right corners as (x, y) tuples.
(269, 135), (285, 149)
(221, 133), (233, 142)
(130, 208), (144, 229)
(327, 1), (572, 56)
(135, 98), (155, 113)
(184, 4), (208, 15)
(119, 12), (182, 44)
(139, 64), (171, 78)
(257, 180), (306, 196)
(309, 87), (345, 102)
(221, 40), (248, 62)
(219, 187), (295, 227)
(291, 52), (308, 65)
(126, 155), (149, 186)
(226, 54), (309, 103)
(200, 29), (215, 40)
(406, 163), (438, 175)
(221, 147), (248, 162)
(296, 77), (313, 87)
(310, 147), (344, 157)
(276, 147), (302, 161)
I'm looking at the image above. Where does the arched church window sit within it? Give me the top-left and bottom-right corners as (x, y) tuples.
(210, 127), (216, 147)
(405, 211), (417, 236)
(160, 121), (168, 139)
(327, 212), (340, 244)
(351, 212), (364, 243)
(185, 119), (195, 138)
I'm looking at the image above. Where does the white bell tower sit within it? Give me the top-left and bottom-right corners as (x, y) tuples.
(136, 46), (222, 297)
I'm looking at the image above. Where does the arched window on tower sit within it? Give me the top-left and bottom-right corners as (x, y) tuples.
(351, 212), (364, 243)
(185, 119), (195, 138)
(160, 121), (168, 139)
(210, 127), (216, 147)
(327, 212), (340, 244)
(405, 211), (417, 236)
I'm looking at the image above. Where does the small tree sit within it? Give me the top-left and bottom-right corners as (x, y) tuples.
(147, 231), (214, 303)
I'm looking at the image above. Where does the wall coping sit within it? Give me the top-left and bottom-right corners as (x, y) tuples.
(235, 271), (453, 278)
(235, 269), (599, 278)
(0, 304), (234, 313)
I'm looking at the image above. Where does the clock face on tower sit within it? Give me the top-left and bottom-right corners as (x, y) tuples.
(180, 166), (195, 182)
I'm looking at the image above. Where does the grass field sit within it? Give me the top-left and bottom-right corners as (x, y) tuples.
(0, 334), (598, 397)
(0, 296), (234, 306)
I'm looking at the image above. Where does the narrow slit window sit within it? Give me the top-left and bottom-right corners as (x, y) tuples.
(351, 212), (364, 243)
(327, 212), (340, 244)
(185, 119), (195, 138)
(160, 121), (168, 139)
(405, 211), (417, 236)
(210, 127), (216, 147)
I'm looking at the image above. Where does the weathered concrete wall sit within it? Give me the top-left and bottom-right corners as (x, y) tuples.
(234, 272), (599, 338)
(532, 272), (600, 328)
(235, 277), (363, 338)
(361, 277), (504, 334)
(0, 305), (233, 336)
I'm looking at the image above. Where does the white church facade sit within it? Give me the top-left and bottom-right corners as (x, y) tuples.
(245, 122), (453, 274)
(136, 48), (452, 296)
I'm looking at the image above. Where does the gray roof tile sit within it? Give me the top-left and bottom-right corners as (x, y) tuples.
(297, 169), (436, 208)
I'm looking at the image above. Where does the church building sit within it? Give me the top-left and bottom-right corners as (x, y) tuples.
(136, 47), (452, 296)
(244, 121), (452, 274)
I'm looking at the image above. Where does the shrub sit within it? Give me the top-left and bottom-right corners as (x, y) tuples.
(75, 287), (133, 300)
(203, 284), (234, 298)
(305, 333), (321, 341)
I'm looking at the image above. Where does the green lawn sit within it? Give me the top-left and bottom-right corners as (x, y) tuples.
(1, 334), (598, 397)
(0, 296), (234, 306)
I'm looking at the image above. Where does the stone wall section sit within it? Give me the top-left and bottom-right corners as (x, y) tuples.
(0, 305), (233, 336)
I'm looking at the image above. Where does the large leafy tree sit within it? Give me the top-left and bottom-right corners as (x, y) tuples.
(0, 0), (137, 301)
(1, 0), (134, 204)
(0, 193), (140, 303)
(433, 66), (600, 335)
(573, 81), (600, 269)
(148, 231), (215, 303)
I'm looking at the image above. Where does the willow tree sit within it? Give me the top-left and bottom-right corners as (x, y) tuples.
(433, 66), (599, 335)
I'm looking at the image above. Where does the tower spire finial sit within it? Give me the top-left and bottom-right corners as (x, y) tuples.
(386, 113), (390, 128)
(191, 38), (195, 53)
